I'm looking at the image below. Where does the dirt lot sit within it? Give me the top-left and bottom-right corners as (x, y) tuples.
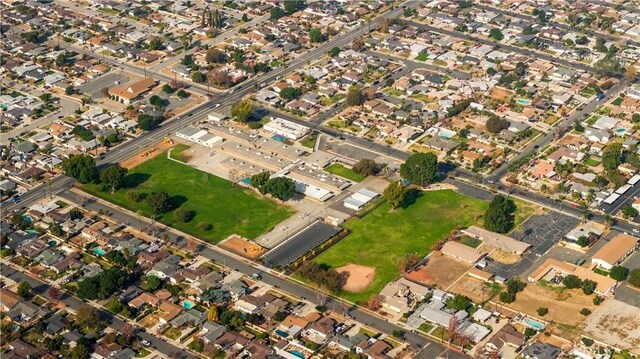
(584, 299), (640, 353)
(139, 312), (162, 328)
(488, 248), (522, 265)
(507, 282), (597, 328)
(120, 140), (175, 169)
(219, 235), (266, 259)
(448, 277), (501, 304)
(404, 252), (471, 289)
(336, 264), (376, 292)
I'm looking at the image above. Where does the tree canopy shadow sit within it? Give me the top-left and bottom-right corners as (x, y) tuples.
(122, 173), (151, 189)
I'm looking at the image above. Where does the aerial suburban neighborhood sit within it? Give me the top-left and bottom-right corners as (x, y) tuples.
(1, 0), (640, 359)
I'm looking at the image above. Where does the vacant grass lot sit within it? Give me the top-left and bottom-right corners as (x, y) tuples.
(83, 150), (294, 243)
(324, 163), (365, 182)
(312, 190), (488, 303)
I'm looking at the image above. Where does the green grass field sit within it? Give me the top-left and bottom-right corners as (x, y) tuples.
(83, 150), (294, 243)
(312, 190), (488, 303)
(324, 163), (366, 182)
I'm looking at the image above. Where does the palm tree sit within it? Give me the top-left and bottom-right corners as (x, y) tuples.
(604, 214), (615, 229)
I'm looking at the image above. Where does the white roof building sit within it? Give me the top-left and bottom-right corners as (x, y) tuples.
(263, 118), (309, 140)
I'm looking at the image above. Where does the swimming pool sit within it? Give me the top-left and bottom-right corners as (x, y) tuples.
(516, 98), (532, 105)
(241, 177), (251, 185)
(272, 134), (287, 143)
(615, 128), (626, 134)
(92, 247), (106, 256)
(525, 318), (545, 330)
(22, 216), (33, 223)
(47, 240), (58, 248)
(275, 329), (289, 338)
(288, 350), (305, 359)
(182, 300), (194, 310)
(26, 230), (39, 235)
(439, 129), (456, 139)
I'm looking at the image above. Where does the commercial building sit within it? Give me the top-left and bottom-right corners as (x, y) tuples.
(463, 226), (531, 255)
(176, 127), (223, 148)
(343, 188), (380, 211)
(108, 77), (157, 105)
(263, 118), (309, 140)
(591, 233), (637, 270)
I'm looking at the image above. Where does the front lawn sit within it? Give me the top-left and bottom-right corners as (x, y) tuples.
(83, 150), (294, 243)
(324, 163), (365, 182)
(312, 190), (488, 303)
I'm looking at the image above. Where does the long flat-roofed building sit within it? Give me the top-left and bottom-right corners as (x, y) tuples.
(591, 233), (637, 270)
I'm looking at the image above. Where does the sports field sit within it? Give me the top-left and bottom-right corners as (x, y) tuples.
(83, 148), (294, 243)
(312, 189), (488, 303)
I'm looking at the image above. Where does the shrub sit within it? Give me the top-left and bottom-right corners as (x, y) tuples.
(593, 296), (603, 305)
(580, 308), (592, 316)
(581, 337), (594, 347)
(524, 328), (537, 337)
(536, 307), (548, 316)
(127, 190), (145, 202)
(499, 292), (515, 304)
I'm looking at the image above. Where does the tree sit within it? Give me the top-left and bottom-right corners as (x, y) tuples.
(241, 13), (249, 22)
(486, 116), (510, 133)
(353, 159), (378, 177)
(142, 275), (163, 292)
(48, 286), (61, 303)
(384, 181), (409, 209)
(206, 48), (227, 64)
(484, 195), (516, 233)
(71, 342), (91, 359)
(208, 306), (219, 322)
(230, 100), (253, 122)
(602, 143), (622, 171)
(191, 71), (205, 83)
(594, 57), (623, 78)
(580, 308), (592, 316)
(65, 86), (75, 95)
(174, 207), (194, 223)
(176, 89), (188, 99)
(137, 114), (161, 131)
(446, 294), (471, 311)
(162, 84), (174, 93)
(610, 266), (629, 281)
(148, 37), (164, 50)
(329, 46), (341, 57)
(581, 279), (597, 295)
(622, 205), (638, 219)
(40, 93), (52, 103)
(49, 222), (64, 237)
(147, 191), (171, 214)
(149, 95), (163, 107)
(99, 165), (127, 193)
(576, 236), (590, 247)
(576, 36), (589, 45)
(563, 274), (583, 289)
(63, 154), (97, 183)
(398, 253), (420, 273)
(270, 6), (285, 19)
(346, 85), (365, 106)
(263, 177), (296, 201)
(283, 0), (304, 14)
(127, 190), (145, 202)
(250, 171), (271, 194)
(400, 153), (438, 187)
(75, 305), (101, 329)
(537, 307), (548, 316)
(489, 28), (504, 41)
(308, 28), (325, 43)
(627, 65), (638, 82)
(280, 87), (300, 100)
(633, 113), (640, 122)
(72, 125), (94, 141)
(17, 281), (31, 298)
(499, 291), (516, 303)
(629, 268), (640, 288)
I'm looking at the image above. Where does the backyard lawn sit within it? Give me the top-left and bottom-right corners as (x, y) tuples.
(312, 190), (488, 303)
(83, 150), (294, 243)
(324, 163), (366, 182)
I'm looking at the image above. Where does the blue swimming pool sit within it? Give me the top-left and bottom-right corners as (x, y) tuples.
(275, 329), (289, 338)
(182, 300), (194, 310)
(47, 240), (58, 248)
(241, 177), (251, 185)
(22, 216), (33, 223)
(92, 247), (106, 256)
(525, 318), (545, 330)
(272, 134), (287, 143)
(516, 98), (532, 105)
(288, 350), (305, 359)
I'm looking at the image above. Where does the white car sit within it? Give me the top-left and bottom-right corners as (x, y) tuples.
(142, 340), (151, 346)
(633, 228), (639, 233)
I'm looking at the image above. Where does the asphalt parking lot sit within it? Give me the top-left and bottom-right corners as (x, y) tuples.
(486, 212), (579, 279)
(80, 73), (130, 98)
(261, 220), (339, 268)
(615, 251), (640, 307)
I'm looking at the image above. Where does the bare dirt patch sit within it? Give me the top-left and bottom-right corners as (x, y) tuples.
(488, 248), (521, 265)
(448, 277), (501, 304)
(584, 299), (640, 353)
(336, 264), (376, 293)
(506, 282), (597, 328)
(219, 235), (266, 259)
(120, 140), (175, 169)
(404, 252), (471, 289)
